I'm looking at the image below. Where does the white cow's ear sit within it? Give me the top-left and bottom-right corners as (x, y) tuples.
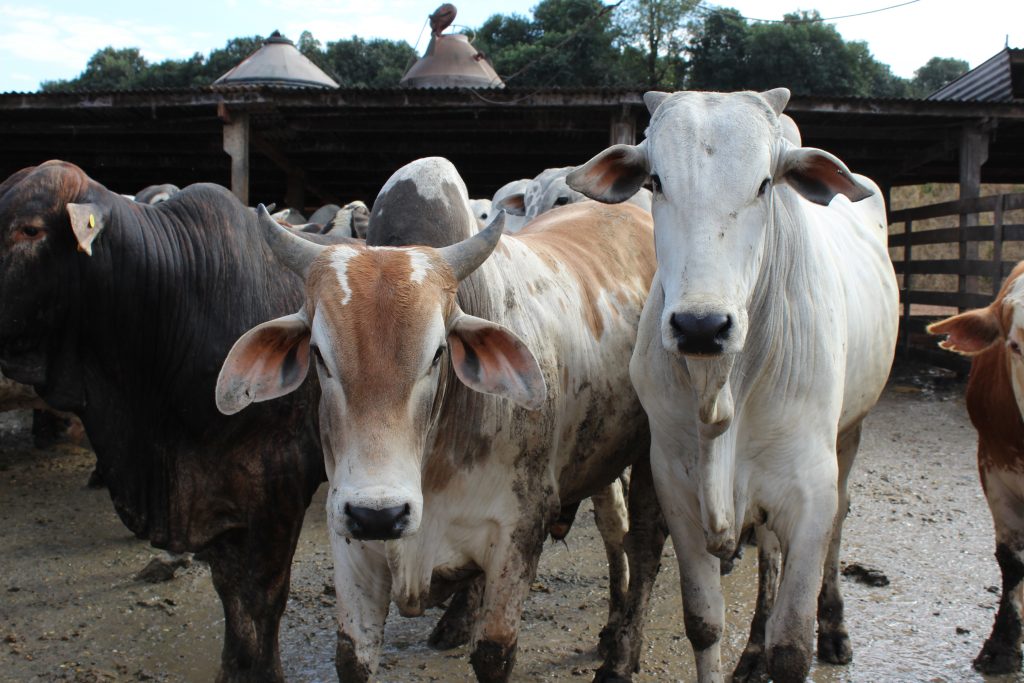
(777, 145), (874, 206)
(493, 192), (526, 217)
(216, 313), (311, 415)
(566, 143), (649, 205)
(644, 91), (671, 114)
(927, 307), (1002, 356)
(67, 202), (107, 256)
(447, 313), (547, 410)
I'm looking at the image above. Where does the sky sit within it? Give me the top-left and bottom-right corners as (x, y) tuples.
(0, 0), (1020, 93)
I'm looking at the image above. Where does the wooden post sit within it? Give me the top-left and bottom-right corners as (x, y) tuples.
(609, 107), (635, 146)
(223, 112), (251, 206)
(993, 194), (1005, 297)
(958, 122), (990, 302)
(902, 220), (913, 358)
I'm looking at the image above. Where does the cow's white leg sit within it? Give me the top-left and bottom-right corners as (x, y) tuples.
(732, 525), (781, 683)
(331, 535), (391, 683)
(592, 476), (631, 657)
(974, 464), (1024, 674)
(765, 455), (838, 683)
(594, 456), (667, 683)
(817, 422), (861, 665)
(470, 517), (547, 683)
(652, 441), (726, 683)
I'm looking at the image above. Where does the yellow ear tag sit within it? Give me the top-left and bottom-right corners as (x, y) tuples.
(89, 214), (95, 229)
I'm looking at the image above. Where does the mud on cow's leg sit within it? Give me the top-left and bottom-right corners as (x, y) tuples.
(975, 542), (1024, 673)
(331, 536), (391, 683)
(429, 575), (485, 650)
(469, 516), (547, 683)
(817, 423), (861, 666)
(732, 526), (780, 683)
(594, 457), (666, 683)
(592, 477), (631, 658)
(205, 523), (300, 683)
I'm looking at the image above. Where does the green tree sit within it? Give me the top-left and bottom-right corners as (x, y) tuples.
(911, 56), (969, 96)
(323, 37), (417, 88)
(686, 7), (749, 91)
(42, 46), (149, 91)
(615, 0), (698, 88)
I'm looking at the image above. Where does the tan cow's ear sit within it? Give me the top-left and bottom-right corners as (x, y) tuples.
(67, 202), (107, 256)
(447, 313), (546, 410)
(927, 308), (1002, 356)
(777, 145), (874, 206)
(566, 143), (649, 205)
(216, 313), (311, 415)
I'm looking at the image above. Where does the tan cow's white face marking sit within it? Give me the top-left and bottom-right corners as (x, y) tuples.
(328, 246), (360, 306)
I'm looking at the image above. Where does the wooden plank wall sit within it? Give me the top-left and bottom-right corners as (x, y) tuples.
(889, 192), (1024, 372)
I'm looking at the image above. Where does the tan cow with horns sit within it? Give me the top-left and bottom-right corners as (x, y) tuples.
(215, 157), (666, 682)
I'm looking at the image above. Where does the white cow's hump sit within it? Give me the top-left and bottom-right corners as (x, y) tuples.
(378, 157), (470, 204)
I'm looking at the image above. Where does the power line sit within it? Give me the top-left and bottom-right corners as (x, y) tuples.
(696, 0), (921, 24)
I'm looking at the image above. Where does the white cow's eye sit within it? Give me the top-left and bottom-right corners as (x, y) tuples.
(312, 345), (332, 378)
(758, 178), (771, 197)
(431, 345), (445, 368)
(651, 174), (662, 194)
(554, 196), (570, 207)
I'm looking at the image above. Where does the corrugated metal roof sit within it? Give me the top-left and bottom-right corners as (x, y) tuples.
(929, 48), (1024, 102)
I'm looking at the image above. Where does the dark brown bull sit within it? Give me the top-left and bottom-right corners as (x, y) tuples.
(0, 160), (336, 682)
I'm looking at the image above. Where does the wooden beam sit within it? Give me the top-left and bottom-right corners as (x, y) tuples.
(958, 120), (992, 299)
(222, 112), (250, 205)
(249, 131), (337, 206)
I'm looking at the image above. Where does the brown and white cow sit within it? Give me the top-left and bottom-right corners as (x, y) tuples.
(215, 158), (665, 682)
(929, 260), (1024, 674)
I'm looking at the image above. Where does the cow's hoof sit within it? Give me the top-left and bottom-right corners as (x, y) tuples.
(768, 643), (812, 683)
(470, 639), (517, 683)
(592, 664), (631, 683)
(732, 644), (768, 683)
(817, 627), (852, 665)
(597, 625), (617, 659)
(335, 631), (372, 683)
(973, 640), (1022, 674)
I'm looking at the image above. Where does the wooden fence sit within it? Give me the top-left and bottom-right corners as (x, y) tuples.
(889, 192), (1024, 372)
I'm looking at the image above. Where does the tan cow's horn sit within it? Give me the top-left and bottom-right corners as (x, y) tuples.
(436, 210), (505, 282)
(256, 203), (325, 277)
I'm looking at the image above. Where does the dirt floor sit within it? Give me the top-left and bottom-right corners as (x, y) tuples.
(1, 361), (1022, 682)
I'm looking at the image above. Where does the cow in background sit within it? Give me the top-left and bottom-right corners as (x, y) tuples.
(216, 157), (666, 682)
(929, 261), (1024, 674)
(0, 160), (339, 682)
(568, 88), (898, 681)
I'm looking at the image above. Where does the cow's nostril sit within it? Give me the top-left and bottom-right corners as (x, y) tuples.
(344, 502), (411, 540)
(670, 312), (732, 355)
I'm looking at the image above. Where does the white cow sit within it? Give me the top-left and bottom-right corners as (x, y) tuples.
(215, 158), (664, 682)
(568, 88), (898, 682)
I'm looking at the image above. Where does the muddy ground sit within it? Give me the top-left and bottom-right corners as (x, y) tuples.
(1, 362), (1021, 682)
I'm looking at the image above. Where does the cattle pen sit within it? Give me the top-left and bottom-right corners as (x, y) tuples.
(891, 191), (1024, 370)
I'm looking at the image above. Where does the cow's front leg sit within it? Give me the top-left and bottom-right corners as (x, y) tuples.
(765, 462), (838, 683)
(651, 444), (726, 683)
(331, 534), (391, 682)
(206, 522), (301, 683)
(732, 525), (780, 683)
(592, 476), (631, 657)
(974, 466), (1024, 674)
(817, 423), (861, 665)
(469, 516), (547, 683)
(594, 456), (666, 683)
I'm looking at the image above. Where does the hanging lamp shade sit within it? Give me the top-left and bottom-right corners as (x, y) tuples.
(400, 4), (504, 89)
(213, 31), (339, 89)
